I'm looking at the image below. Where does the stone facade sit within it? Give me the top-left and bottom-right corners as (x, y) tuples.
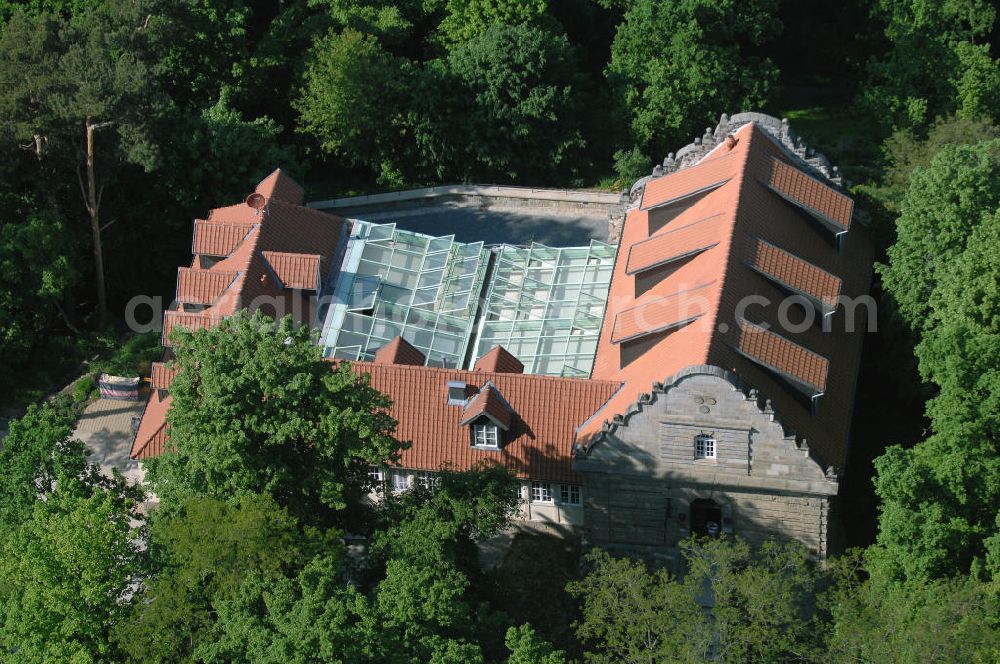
(573, 366), (838, 560)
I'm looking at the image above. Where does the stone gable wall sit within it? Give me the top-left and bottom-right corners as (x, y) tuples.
(574, 368), (838, 557)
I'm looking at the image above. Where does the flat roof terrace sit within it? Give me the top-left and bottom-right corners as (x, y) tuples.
(309, 184), (621, 246)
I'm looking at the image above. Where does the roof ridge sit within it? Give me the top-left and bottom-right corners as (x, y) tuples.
(347, 359), (623, 386)
(700, 123), (761, 354)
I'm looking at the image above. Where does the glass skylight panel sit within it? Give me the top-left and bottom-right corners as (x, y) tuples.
(469, 241), (615, 377)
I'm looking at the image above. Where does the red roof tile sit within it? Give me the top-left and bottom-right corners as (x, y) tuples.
(162, 311), (221, 345)
(731, 319), (829, 393)
(176, 268), (238, 305)
(261, 251), (321, 291)
(460, 384), (514, 429)
(130, 390), (170, 459)
(640, 152), (735, 210)
(133, 170), (349, 459)
(349, 361), (620, 483)
(192, 220), (253, 256)
(763, 156), (853, 231)
(584, 121), (873, 469)
(150, 362), (179, 390)
(473, 346), (524, 374)
(255, 168), (305, 205)
(374, 336), (426, 366)
(610, 282), (713, 344)
(744, 237), (842, 311)
(626, 214), (725, 275)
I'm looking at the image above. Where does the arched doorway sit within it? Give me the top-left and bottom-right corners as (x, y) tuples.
(690, 498), (722, 537)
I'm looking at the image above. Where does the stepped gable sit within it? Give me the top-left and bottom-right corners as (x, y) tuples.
(581, 117), (873, 472)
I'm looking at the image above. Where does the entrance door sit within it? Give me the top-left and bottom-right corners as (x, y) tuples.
(690, 498), (722, 536)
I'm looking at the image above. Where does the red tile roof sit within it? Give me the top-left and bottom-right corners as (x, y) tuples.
(640, 153), (735, 210)
(131, 389), (170, 459)
(626, 214), (725, 275)
(460, 384), (514, 429)
(731, 319), (829, 393)
(473, 346), (524, 374)
(131, 169), (348, 460)
(192, 220), (253, 256)
(762, 156), (853, 231)
(743, 237), (841, 311)
(150, 362), (179, 390)
(349, 361), (620, 483)
(610, 282), (713, 344)
(162, 311), (221, 344)
(176, 268), (238, 305)
(255, 168), (305, 205)
(374, 336), (426, 366)
(261, 251), (321, 291)
(584, 121), (873, 469)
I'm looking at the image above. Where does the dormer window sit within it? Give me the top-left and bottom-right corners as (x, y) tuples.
(695, 434), (716, 460)
(460, 382), (515, 449)
(471, 423), (500, 448)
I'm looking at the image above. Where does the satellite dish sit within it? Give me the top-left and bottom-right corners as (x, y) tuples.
(245, 193), (268, 212)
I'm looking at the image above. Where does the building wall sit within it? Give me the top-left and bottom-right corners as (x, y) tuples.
(368, 470), (585, 529)
(574, 367), (839, 556)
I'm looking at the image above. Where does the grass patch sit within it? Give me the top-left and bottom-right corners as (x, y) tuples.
(778, 104), (885, 185)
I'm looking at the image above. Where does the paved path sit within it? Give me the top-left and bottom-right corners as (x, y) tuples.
(73, 397), (146, 484)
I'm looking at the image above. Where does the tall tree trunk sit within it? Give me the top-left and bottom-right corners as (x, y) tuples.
(84, 117), (112, 329)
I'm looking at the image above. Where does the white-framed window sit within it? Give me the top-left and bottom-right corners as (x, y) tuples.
(560, 484), (582, 505)
(695, 434), (716, 460)
(368, 466), (384, 491)
(415, 471), (438, 490)
(391, 470), (411, 491)
(530, 481), (553, 504)
(471, 423), (500, 448)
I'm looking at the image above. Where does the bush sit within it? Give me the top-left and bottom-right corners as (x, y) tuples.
(92, 331), (162, 377)
(71, 375), (95, 404)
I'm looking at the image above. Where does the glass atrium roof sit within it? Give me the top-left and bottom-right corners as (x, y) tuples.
(321, 223), (616, 376)
(322, 222), (489, 367)
(469, 241), (616, 377)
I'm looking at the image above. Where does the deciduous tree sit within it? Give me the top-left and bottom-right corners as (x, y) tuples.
(605, 0), (780, 159)
(861, 0), (1000, 131)
(145, 310), (402, 526)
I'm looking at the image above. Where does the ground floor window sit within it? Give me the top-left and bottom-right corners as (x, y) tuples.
(391, 470), (411, 491)
(368, 466), (384, 485)
(560, 484), (581, 505)
(415, 471), (438, 490)
(531, 481), (553, 504)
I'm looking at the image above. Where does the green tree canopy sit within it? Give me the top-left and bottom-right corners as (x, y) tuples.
(879, 139), (1000, 335)
(822, 552), (1000, 662)
(0, 489), (143, 662)
(0, 204), (79, 398)
(433, 0), (549, 48)
(872, 208), (1000, 580)
(295, 28), (414, 186)
(145, 310), (402, 525)
(861, 0), (1000, 131)
(115, 493), (333, 662)
(443, 23), (585, 184)
(569, 537), (821, 663)
(605, 0), (780, 159)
